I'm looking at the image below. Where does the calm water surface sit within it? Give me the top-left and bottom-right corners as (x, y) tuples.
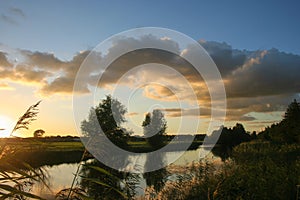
(32, 148), (221, 199)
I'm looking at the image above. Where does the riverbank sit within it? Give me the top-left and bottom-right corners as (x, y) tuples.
(0, 137), (204, 168)
(0, 136), (204, 152)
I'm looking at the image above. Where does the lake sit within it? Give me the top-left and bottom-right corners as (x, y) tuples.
(29, 147), (221, 199)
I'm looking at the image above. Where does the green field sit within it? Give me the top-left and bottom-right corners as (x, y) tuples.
(0, 137), (203, 154)
(0, 140), (84, 152)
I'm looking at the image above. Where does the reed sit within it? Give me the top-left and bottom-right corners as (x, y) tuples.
(0, 101), (48, 200)
(10, 100), (41, 137)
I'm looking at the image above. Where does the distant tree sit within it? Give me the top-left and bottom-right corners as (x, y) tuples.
(250, 131), (257, 140)
(281, 99), (300, 143)
(142, 110), (167, 148)
(214, 123), (250, 146)
(33, 129), (45, 137)
(81, 95), (129, 147)
(258, 99), (300, 143)
(232, 123), (251, 145)
(209, 123), (251, 160)
(283, 99), (300, 123)
(142, 113), (151, 129)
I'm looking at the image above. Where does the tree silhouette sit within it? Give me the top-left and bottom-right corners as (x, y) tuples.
(81, 95), (129, 147)
(79, 159), (136, 200)
(259, 99), (300, 143)
(284, 99), (300, 122)
(209, 123), (251, 160)
(33, 129), (45, 137)
(142, 110), (168, 194)
(282, 99), (300, 143)
(142, 110), (167, 148)
(143, 152), (168, 193)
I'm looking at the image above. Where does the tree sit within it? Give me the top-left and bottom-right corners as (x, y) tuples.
(78, 159), (137, 200)
(282, 99), (300, 143)
(258, 99), (300, 143)
(33, 129), (45, 137)
(209, 123), (251, 160)
(283, 99), (300, 123)
(250, 131), (257, 140)
(142, 110), (167, 148)
(81, 95), (129, 147)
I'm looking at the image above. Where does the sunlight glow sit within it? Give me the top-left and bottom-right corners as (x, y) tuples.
(0, 115), (14, 138)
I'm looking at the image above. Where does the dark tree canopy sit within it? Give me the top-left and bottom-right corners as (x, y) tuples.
(259, 99), (300, 143)
(81, 95), (129, 147)
(209, 123), (251, 160)
(33, 129), (45, 137)
(283, 99), (300, 123)
(142, 109), (167, 148)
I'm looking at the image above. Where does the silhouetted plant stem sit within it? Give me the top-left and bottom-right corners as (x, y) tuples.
(10, 100), (42, 137)
(67, 148), (88, 199)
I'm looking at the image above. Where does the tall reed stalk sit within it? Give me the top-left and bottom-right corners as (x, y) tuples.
(10, 100), (41, 137)
(0, 100), (48, 200)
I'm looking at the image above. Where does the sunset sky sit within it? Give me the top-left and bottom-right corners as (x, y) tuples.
(0, 0), (300, 137)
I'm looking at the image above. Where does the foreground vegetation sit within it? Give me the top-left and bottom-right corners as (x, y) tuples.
(143, 142), (299, 200)
(141, 99), (300, 199)
(0, 98), (299, 199)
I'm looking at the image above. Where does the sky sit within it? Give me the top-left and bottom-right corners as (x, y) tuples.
(0, 0), (300, 137)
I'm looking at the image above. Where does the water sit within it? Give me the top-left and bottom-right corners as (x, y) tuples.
(32, 163), (78, 199)
(31, 148), (221, 199)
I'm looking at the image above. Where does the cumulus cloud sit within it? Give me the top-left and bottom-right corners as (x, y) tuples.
(15, 64), (51, 83)
(0, 51), (12, 68)
(226, 49), (300, 97)
(160, 106), (258, 122)
(1, 37), (300, 125)
(96, 48), (207, 104)
(0, 66), (50, 85)
(0, 48), (92, 94)
(40, 50), (92, 95)
(199, 41), (247, 77)
(22, 50), (66, 71)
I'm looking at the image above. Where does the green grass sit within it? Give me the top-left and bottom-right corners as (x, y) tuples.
(127, 141), (150, 147)
(0, 139), (84, 153)
(37, 141), (84, 151)
(0, 138), (203, 154)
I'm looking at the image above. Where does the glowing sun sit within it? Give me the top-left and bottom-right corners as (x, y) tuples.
(0, 115), (14, 138)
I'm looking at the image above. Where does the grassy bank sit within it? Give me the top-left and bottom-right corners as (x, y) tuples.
(0, 137), (203, 153)
(0, 137), (203, 168)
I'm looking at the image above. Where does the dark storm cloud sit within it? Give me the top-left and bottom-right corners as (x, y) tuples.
(199, 41), (247, 77)
(226, 49), (300, 98)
